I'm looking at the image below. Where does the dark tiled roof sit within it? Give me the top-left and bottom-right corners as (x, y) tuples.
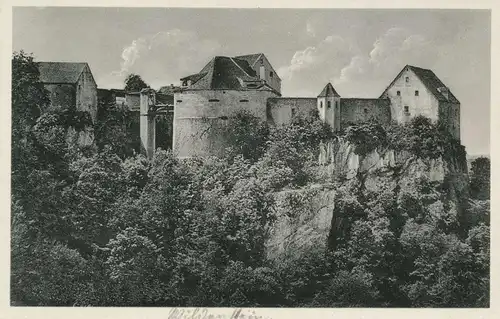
(318, 83), (340, 97)
(407, 65), (459, 103)
(156, 93), (174, 105)
(181, 56), (261, 90)
(234, 53), (263, 67)
(38, 62), (88, 84)
(158, 85), (181, 95)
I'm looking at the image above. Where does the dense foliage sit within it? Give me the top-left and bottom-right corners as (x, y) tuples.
(469, 157), (490, 200)
(124, 74), (150, 92)
(11, 52), (489, 307)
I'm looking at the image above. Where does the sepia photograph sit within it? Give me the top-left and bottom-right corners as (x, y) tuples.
(9, 5), (491, 309)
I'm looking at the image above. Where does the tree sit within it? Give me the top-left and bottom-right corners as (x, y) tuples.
(11, 51), (50, 194)
(222, 110), (270, 162)
(470, 157), (490, 200)
(124, 74), (150, 92)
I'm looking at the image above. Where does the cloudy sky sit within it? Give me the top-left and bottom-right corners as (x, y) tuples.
(13, 7), (490, 155)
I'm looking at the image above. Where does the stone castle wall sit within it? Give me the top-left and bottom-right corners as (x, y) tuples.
(75, 66), (98, 124)
(266, 97), (316, 126)
(340, 98), (392, 128)
(439, 101), (461, 140)
(44, 83), (76, 110)
(173, 89), (278, 158)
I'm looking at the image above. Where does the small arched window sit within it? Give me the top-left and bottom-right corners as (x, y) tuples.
(320, 101), (323, 108)
(327, 101), (331, 108)
(363, 108), (368, 114)
(397, 91), (401, 96)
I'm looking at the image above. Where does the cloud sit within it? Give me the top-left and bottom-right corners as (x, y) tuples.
(277, 35), (355, 96)
(334, 28), (434, 96)
(277, 27), (436, 98)
(101, 29), (222, 89)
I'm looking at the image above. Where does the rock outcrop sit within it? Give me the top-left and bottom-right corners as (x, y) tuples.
(265, 137), (469, 259)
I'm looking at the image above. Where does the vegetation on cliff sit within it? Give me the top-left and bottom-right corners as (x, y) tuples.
(11, 52), (489, 307)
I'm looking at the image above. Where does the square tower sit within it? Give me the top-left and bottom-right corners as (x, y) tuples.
(317, 83), (341, 131)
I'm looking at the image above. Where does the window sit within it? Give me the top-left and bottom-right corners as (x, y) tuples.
(176, 100), (182, 103)
(415, 90), (419, 96)
(219, 115), (228, 120)
(291, 108), (296, 117)
(270, 71), (274, 78)
(363, 108), (368, 114)
(405, 77), (409, 83)
(404, 105), (410, 115)
(397, 91), (401, 96)
(320, 101), (323, 108)
(208, 99), (220, 102)
(328, 101), (331, 108)
(239, 99), (249, 102)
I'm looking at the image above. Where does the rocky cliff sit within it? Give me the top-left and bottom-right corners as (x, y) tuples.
(265, 137), (469, 260)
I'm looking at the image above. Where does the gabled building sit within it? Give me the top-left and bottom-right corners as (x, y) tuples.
(38, 62), (98, 123)
(380, 65), (460, 139)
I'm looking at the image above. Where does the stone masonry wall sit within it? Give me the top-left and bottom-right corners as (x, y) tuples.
(173, 89), (278, 158)
(340, 98), (391, 128)
(44, 83), (76, 110)
(266, 97), (316, 126)
(76, 66), (98, 124)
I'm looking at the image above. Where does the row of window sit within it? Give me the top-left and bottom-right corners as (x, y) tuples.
(319, 101), (339, 108)
(397, 90), (419, 96)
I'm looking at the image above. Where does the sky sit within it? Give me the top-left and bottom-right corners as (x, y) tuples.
(12, 7), (491, 155)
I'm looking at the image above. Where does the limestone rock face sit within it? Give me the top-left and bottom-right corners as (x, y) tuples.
(265, 138), (469, 260)
(266, 186), (335, 260)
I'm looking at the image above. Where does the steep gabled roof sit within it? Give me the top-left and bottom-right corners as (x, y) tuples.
(380, 65), (459, 103)
(234, 53), (263, 67)
(38, 62), (88, 84)
(318, 83), (340, 97)
(180, 56), (261, 90)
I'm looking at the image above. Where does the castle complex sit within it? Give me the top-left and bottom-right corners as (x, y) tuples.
(38, 53), (461, 159)
(172, 53), (461, 158)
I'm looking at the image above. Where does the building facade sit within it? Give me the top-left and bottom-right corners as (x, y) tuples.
(38, 62), (98, 123)
(380, 65), (460, 139)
